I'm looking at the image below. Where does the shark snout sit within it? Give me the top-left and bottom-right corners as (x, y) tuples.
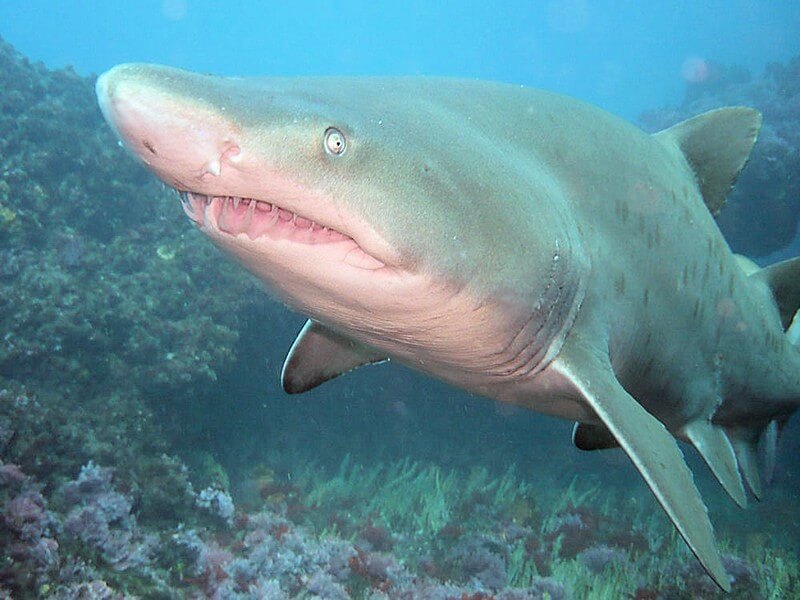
(96, 64), (243, 188)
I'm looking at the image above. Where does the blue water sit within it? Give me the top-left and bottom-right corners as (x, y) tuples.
(1, 0), (799, 119)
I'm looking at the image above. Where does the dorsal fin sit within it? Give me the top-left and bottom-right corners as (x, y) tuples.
(749, 257), (800, 330)
(281, 320), (388, 394)
(655, 107), (761, 215)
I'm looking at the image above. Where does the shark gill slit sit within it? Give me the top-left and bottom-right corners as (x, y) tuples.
(493, 243), (579, 379)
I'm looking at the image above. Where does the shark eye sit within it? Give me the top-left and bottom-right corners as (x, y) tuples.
(324, 127), (346, 156)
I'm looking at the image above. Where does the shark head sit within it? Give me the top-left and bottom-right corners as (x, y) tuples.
(96, 64), (585, 390)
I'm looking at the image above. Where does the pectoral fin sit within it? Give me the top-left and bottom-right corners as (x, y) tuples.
(281, 320), (388, 394)
(553, 334), (730, 592)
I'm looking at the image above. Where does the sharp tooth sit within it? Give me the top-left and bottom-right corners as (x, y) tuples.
(179, 192), (194, 218)
(244, 199), (256, 229)
(233, 197), (240, 209)
(204, 199), (213, 223)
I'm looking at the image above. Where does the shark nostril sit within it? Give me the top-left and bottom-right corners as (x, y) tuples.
(143, 139), (157, 155)
(222, 144), (241, 163)
(203, 145), (241, 178)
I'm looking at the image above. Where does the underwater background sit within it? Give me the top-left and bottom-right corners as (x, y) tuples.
(1, 2), (799, 598)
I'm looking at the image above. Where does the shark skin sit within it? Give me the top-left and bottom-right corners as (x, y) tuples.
(96, 64), (800, 591)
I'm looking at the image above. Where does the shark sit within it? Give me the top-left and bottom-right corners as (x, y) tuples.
(96, 64), (800, 591)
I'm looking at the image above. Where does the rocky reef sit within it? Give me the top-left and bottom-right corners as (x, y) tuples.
(0, 36), (258, 402)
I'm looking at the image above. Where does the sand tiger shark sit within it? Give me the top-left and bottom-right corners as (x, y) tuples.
(96, 64), (800, 591)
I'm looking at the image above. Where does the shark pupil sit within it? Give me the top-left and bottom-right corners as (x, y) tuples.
(324, 127), (346, 156)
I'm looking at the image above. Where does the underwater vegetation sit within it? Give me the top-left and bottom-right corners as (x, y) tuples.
(0, 34), (799, 597)
(3, 450), (798, 598)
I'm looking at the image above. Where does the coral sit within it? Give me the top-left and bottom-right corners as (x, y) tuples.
(0, 383), (196, 528)
(50, 580), (124, 600)
(449, 536), (509, 591)
(59, 462), (156, 570)
(0, 469), (60, 595)
(0, 462), (26, 486)
(357, 520), (395, 552)
(305, 569), (349, 599)
(196, 487), (236, 527)
(577, 543), (628, 574)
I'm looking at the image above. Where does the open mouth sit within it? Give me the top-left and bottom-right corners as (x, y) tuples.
(179, 191), (352, 244)
(179, 191), (388, 270)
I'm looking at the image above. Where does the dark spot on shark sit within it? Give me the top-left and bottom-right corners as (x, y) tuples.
(143, 139), (157, 155)
(614, 273), (626, 295)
